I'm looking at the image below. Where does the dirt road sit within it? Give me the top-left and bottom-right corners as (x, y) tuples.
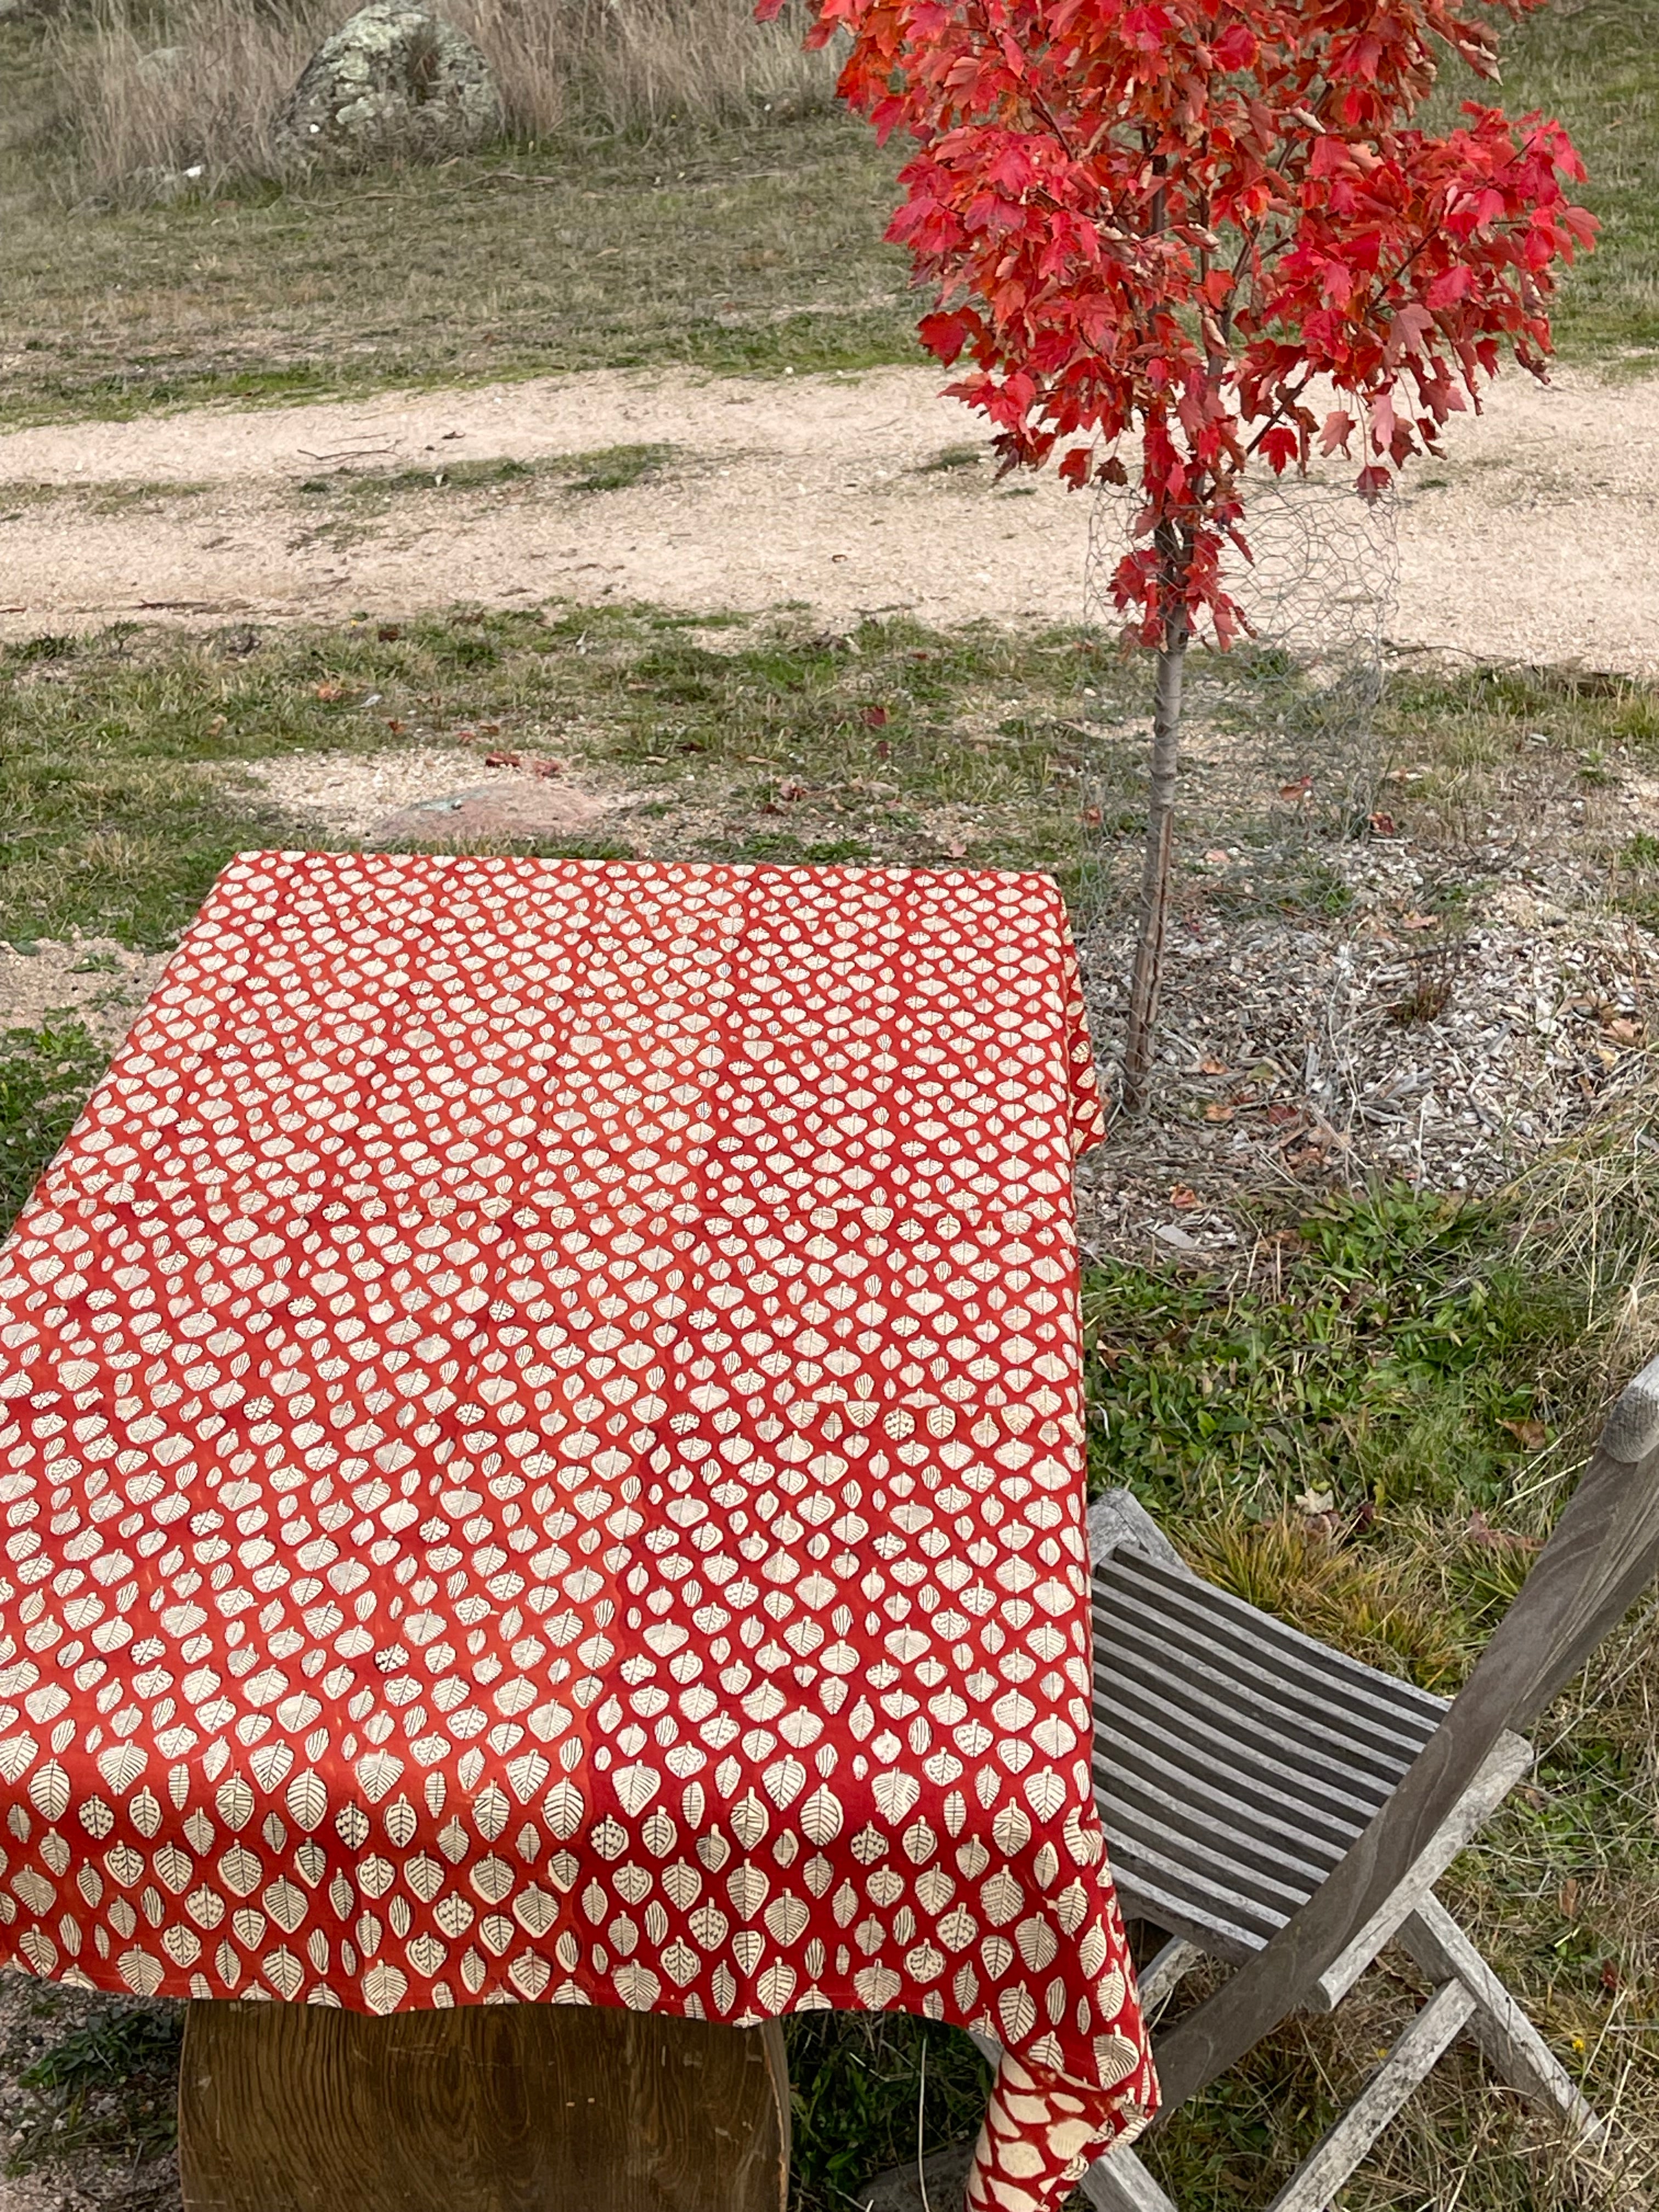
(2, 362), (1656, 670)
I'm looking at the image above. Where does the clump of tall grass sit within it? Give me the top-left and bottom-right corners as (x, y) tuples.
(45, 0), (840, 202)
(1506, 1066), (1659, 1414)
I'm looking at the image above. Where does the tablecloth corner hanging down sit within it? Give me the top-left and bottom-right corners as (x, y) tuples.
(0, 853), (1155, 2212)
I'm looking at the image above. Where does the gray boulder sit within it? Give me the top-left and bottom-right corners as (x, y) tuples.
(275, 3), (503, 167)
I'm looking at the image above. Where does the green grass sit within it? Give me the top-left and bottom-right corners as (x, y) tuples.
(1491, 0), (1659, 359)
(3, 1996), (181, 2176)
(0, 605), (1140, 949)
(1085, 1187), (1577, 1536)
(786, 2015), (990, 2210)
(0, 41), (919, 428)
(0, 1019), (108, 1234)
(296, 444), (678, 504)
(1611, 826), (1659, 927)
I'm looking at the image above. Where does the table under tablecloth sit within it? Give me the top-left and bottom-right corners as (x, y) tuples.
(0, 854), (1154, 2208)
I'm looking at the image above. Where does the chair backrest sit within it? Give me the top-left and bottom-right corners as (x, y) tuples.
(1151, 1350), (1659, 2111)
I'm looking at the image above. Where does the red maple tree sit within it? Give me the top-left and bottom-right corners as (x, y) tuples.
(764, 0), (1594, 1108)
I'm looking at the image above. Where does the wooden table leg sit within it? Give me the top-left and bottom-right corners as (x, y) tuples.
(178, 2000), (791, 2212)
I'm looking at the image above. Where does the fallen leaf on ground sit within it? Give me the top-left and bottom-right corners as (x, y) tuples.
(1468, 1509), (1542, 1550)
(314, 681), (348, 702)
(1559, 1877), (1580, 1921)
(1500, 1417), (1548, 1449)
(1203, 1104), (1235, 1124)
(1294, 1487), (1336, 1516)
(1602, 1017), (1644, 1044)
(484, 750), (521, 768)
(1199, 1057), (1229, 1075)
(1168, 1185), (1198, 1210)
(531, 758), (565, 779)
(862, 705), (890, 728)
(386, 718), (408, 735)
(1203, 848), (1230, 865)
(1267, 1102), (1301, 1127)
(1367, 810), (1399, 837)
(1279, 777), (1313, 799)
(1401, 912), (1440, 930)
(776, 777), (805, 802)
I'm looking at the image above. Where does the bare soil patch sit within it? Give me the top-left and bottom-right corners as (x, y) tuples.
(0, 938), (168, 1042)
(1, 365), (1656, 673)
(238, 744), (629, 846)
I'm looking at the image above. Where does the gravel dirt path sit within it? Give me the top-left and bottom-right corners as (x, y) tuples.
(2, 363), (1656, 672)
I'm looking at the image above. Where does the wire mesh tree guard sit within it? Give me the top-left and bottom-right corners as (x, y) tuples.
(1071, 472), (1401, 1102)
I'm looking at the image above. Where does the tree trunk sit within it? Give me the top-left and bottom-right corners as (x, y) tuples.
(1121, 607), (1189, 1115)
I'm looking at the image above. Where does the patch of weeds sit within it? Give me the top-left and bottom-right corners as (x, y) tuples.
(1282, 859), (1357, 918)
(1577, 744), (1617, 788)
(1611, 827), (1659, 927)
(785, 2013), (990, 2212)
(728, 833), (876, 864)
(5, 2000), (182, 2175)
(296, 445), (673, 508)
(913, 443), (985, 474)
(0, 1019), (109, 1234)
(0, 605), (1148, 943)
(0, 480), (60, 515)
(1084, 1187), (1585, 1543)
(3, 633), (76, 666)
(1380, 662), (1659, 768)
(1387, 939), (1463, 1027)
(555, 443), (675, 494)
(86, 481), (208, 514)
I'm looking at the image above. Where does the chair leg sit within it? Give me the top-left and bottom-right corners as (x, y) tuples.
(1075, 2143), (1181, 2212)
(1398, 1893), (1607, 2147)
(1261, 1979), (1477, 2212)
(1136, 1937), (1204, 2022)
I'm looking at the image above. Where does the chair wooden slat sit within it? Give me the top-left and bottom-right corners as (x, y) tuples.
(1094, 1662), (1395, 1832)
(1099, 1825), (1291, 1951)
(1092, 1609), (1415, 1795)
(1092, 1724), (1348, 1889)
(1101, 1550), (1448, 1730)
(1096, 1782), (1312, 1920)
(1094, 1581), (1436, 1776)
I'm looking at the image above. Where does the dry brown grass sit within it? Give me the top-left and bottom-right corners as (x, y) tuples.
(46, 0), (840, 200)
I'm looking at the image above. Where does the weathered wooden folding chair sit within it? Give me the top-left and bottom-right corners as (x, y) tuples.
(1052, 1351), (1659, 2211)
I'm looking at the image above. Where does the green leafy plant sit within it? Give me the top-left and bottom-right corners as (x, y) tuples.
(0, 1020), (108, 1234)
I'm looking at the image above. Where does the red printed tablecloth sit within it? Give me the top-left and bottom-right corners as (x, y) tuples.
(0, 855), (1154, 2208)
